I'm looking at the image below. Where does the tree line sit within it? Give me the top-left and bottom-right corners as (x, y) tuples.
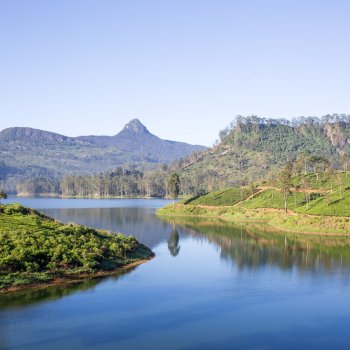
(12, 167), (179, 198)
(219, 114), (350, 142)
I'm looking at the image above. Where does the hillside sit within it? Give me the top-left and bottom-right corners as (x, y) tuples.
(158, 171), (350, 235)
(0, 119), (206, 192)
(0, 204), (153, 292)
(173, 115), (350, 194)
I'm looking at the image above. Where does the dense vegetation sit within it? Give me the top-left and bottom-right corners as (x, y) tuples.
(0, 119), (205, 193)
(60, 168), (167, 197)
(5, 114), (350, 198)
(0, 204), (153, 290)
(14, 167), (168, 197)
(158, 156), (350, 234)
(170, 114), (350, 194)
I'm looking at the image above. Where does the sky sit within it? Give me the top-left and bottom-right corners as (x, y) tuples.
(1, 0), (350, 146)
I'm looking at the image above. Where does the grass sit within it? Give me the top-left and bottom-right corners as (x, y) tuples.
(0, 203), (153, 291)
(181, 187), (256, 206)
(240, 187), (350, 217)
(240, 189), (313, 211)
(261, 171), (350, 191)
(292, 171), (350, 191)
(157, 172), (350, 235)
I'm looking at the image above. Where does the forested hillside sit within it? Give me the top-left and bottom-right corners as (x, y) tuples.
(0, 119), (205, 192)
(172, 114), (350, 194)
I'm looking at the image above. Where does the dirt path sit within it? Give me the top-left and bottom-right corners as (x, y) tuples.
(258, 186), (331, 194)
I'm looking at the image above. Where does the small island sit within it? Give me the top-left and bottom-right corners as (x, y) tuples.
(0, 204), (154, 293)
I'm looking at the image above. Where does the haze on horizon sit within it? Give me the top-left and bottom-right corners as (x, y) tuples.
(1, 0), (349, 146)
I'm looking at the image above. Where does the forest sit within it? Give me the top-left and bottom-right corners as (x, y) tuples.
(4, 114), (350, 198)
(13, 167), (169, 198)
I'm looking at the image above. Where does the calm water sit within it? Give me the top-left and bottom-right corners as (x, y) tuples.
(1, 198), (350, 349)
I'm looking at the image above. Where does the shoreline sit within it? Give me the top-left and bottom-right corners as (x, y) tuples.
(157, 205), (350, 236)
(15, 192), (166, 199)
(0, 257), (154, 295)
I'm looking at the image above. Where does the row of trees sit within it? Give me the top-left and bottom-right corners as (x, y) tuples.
(10, 168), (182, 200)
(231, 114), (350, 129)
(61, 168), (170, 198)
(12, 168), (166, 198)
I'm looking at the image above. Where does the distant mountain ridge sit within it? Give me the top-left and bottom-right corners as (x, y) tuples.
(76, 119), (202, 158)
(0, 119), (206, 191)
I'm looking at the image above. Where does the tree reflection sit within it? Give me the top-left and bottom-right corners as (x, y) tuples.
(160, 216), (350, 274)
(168, 228), (180, 257)
(0, 266), (137, 310)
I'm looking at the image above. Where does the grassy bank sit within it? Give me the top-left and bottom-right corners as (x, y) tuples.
(0, 204), (154, 292)
(158, 173), (350, 235)
(158, 204), (350, 235)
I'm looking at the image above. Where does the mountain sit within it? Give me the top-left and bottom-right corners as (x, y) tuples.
(172, 115), (350, 193)
(0, 119), (206, 191)
(76, 119), (203, 162)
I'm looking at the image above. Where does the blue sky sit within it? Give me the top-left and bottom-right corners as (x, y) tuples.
(1, 0), (349, 146)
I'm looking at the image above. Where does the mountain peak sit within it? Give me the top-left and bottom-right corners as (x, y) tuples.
(123, 119), (149, 134)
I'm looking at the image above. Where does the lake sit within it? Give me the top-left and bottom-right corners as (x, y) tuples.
(1, 197), (350, 349)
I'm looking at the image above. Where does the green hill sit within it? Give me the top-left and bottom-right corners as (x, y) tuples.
(158, 171), (350, 235)
(0, 204), (153, 291)
(172, 115), (350, 194)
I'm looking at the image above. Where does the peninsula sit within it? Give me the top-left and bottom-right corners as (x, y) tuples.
(0, 204), (154, 293)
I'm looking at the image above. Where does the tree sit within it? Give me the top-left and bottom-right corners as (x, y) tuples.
(340, 154), (349, 171)
(294, 153), (310, 175)
(167, 173), (180, 206)
(308, 156), (330, 182)
(325, 165), (336, 193)
(0, 181), (7, 203)
(279, 162), (293, 213)
(0, 183), (7, 215)
(336, 172), (345, 199)
(0, 190), (6, 201)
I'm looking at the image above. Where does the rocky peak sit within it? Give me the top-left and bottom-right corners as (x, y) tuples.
(123, 119), (149, 134)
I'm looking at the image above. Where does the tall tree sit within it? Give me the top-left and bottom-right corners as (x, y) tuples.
(294, 153), (310, 175)
(279, 161), (293, 213)
(167, 173), (180, 206)
(308, 156), (330, 182)
(0, 181), (7, 203)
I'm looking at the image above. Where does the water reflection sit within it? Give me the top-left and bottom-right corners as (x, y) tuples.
(3, 203), (350, 350)
(167, 228), (180, 257)
(162, 217), (350, 274)
(43, 207), (350, 274)
(42, 207), (171, 248)
(0, 267), (137, 310)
